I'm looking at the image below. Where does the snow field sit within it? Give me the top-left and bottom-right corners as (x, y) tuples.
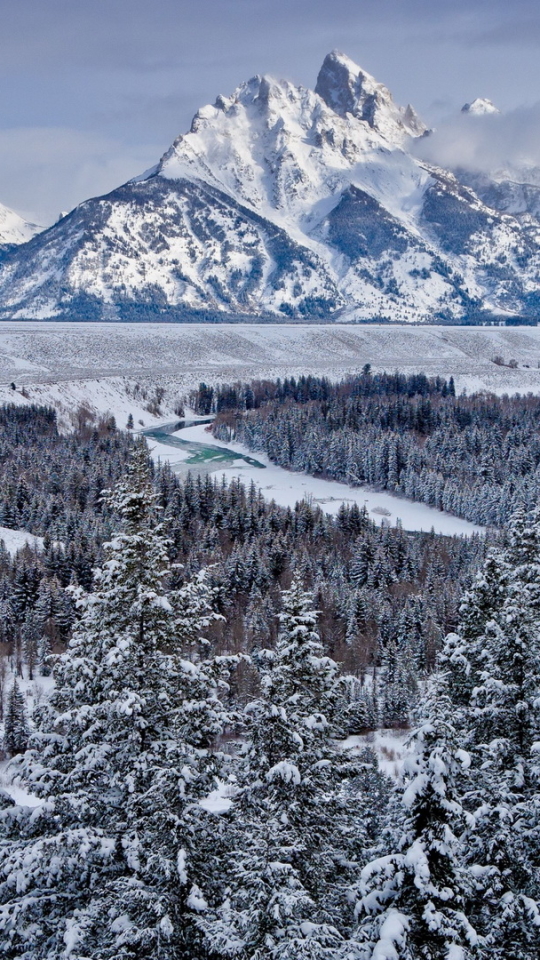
(2, 322), (540, 397)
(0, 525), (44, 555)
(341, 729), (412, 779)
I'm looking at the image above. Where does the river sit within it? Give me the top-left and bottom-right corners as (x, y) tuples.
(141, 418), (266, 473)
(141, 418), (485, 537)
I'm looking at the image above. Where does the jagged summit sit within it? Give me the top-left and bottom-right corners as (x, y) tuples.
(461, 98), (500, 116)
(315, 50), (427, 141)
(155, 51), (428, 222)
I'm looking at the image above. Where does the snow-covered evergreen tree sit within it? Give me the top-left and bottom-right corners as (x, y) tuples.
(0, 445), (229, 959)
(3, 680), (29, 757)
(353, 690), (477, 960)
(460, 578), (540, 956)
(437, 504), (540, 957)
(198, 577), (368, 958)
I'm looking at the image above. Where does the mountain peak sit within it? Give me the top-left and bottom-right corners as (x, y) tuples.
(0, 202), (41, 249)
(461, 98), (500, 116)
(315, 50), (426, 142)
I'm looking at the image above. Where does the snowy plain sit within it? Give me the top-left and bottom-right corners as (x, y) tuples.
(2, 322), (540, 399)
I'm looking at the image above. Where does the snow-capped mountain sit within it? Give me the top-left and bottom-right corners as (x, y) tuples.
(0, 51), (539, 322)
(461, 98), (500, 116)
(0, 202), (41, 251)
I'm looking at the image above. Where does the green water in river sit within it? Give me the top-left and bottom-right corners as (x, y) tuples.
(141, 419), (266, 471)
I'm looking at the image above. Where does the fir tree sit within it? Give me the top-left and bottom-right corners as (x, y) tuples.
(460, 579), (540, 956)
(198, 578), (368, 958)
(353, 690), (477, 960)
(0, 446), (229, 960)
(3, 680), (29, 757)
(439, 505), (540, 957)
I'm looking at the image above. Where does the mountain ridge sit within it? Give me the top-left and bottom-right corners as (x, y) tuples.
(0, 52), (538, 324)
(0, 202), (41, 251)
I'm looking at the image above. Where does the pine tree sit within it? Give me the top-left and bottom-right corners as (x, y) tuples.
(3, 680), (29, 757)
(198, 578), (368, 958)
(460, 581), (540, 956)
(353, 690), (477, 960)
(0, 446), (229, 960)
(438, 505), (540, 957)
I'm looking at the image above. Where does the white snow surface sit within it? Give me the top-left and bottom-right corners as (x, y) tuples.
(158, 52), (427, 235)
(199, 780), (237, 814)
(342, 729), (412, 779)
(0, 763), (42, 808)
(0, 202), (41, 247)
(462, 98), (500, 116)
(0, 672), (54, 807)
(0, 525), (44, 555)
(3, 322), (540, 399)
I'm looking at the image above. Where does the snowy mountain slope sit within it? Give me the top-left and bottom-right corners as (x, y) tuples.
(0, 178), (341, 320)
(0, 51), (539, 322)
(0, 202), (41, 251)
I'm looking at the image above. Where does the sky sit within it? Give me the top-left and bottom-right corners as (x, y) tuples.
(0, 0), (539, 224)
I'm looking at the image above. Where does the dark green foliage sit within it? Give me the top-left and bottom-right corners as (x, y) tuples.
(327, 185), (410, 260)
(3, 681), (28, 757)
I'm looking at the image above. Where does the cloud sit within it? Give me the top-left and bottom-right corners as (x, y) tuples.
(465, 18), (540, 47)
(413, 104), (540, 179)
(0, 127), (160, 225)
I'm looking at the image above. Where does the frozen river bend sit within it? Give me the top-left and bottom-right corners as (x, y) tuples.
(0, 320), (529, 537)
(144, 419), (484, 537)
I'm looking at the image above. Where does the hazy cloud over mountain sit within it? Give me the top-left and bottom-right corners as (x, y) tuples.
(0, 0), (539, 221)
(414, 104), (540, 180)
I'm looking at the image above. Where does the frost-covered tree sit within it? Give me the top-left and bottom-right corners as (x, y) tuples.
(198, 578), (369, 958)
(353, 690), (477, 960)
(0, 446), (229, 960)
(460, 585), (540, 956)
(436, 505), (540, 958)
(3, 680), (29, 757)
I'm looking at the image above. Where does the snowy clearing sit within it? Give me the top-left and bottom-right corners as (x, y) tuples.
(0, 525), (44, 555)
(342, 729), (413, 780)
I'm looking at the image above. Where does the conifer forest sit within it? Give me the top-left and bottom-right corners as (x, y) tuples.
(1, 373), (540, 959)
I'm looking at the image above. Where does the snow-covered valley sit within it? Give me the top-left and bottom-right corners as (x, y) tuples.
(145, 420), (484, 536)
(2, 319), (538, 534)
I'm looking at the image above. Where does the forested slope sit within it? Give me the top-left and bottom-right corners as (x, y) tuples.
(0, 402), (487, 732)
